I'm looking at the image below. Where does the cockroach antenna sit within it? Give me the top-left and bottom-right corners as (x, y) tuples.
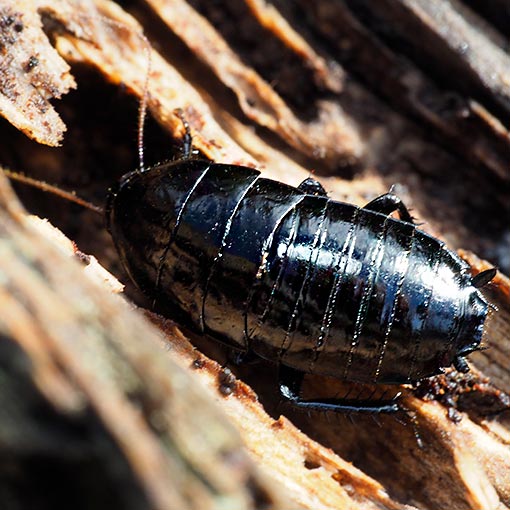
(88, 15), (153, 173)
(135, 31), (152, 173)
(1, 169), (103, 215)
(2, 16), (153, 211)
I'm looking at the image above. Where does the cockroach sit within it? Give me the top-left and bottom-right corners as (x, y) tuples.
(104, 144), (496, 414)
(3, 25), (496, 416)
(5, 131), (496, 415)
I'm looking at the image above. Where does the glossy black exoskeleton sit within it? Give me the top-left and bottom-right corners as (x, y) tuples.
(1, 16), (495, 418)
(106, 143), (495, 414)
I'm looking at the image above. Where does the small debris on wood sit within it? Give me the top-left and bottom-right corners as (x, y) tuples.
(0, 1), (510, 509)
(0, 1), (75, 145)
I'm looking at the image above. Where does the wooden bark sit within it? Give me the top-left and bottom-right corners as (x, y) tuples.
(0, 1), (510, 509)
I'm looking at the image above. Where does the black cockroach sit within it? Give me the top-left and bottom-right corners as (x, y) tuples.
(105, 144), (495, 414)
(5, 126), (496, 416)
(3, 28), (496, 416)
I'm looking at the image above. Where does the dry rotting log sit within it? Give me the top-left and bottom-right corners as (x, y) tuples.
(1, 1), (510, 509)
(296, 0), (510, 181)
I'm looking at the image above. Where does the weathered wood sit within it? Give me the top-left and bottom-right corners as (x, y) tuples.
(343, 0), (510, 121)
(1, 0), (510, 509)
(143, 0), (362, 166)
(0, 0), (75, 145)
(296, 0), (510, 181)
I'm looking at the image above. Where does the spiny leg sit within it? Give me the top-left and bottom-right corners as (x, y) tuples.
(453, 356), (470, 373)
(174, 108), (194, 159)
(363, 193), (414, 223)
(278, 365), (400, 414)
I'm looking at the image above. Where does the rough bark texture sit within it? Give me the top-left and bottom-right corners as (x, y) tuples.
(0, 1), (509, 509)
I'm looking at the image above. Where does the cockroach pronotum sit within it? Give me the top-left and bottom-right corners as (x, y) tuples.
(3, 21), (497, 416)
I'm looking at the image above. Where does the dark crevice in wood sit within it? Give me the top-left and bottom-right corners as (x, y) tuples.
(0, 336), (152, 510)
(187, 0), (328, 122)
(295, 0), (510, 182)
(462, 0), (510, 43)
(343, 0), (510, 124)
